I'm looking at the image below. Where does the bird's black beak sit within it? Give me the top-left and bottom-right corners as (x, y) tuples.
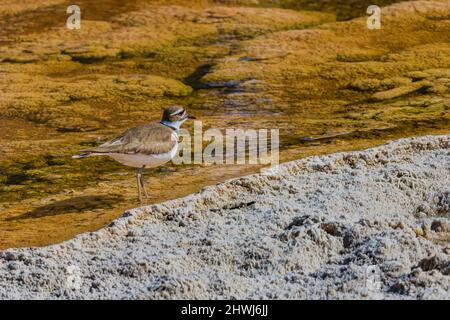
(187, 114), (196, 120)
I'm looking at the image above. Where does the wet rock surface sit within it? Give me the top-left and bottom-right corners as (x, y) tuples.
(0, 0), (449, 252)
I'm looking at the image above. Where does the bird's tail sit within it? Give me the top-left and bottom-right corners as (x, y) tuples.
(72, 151), (94, 159)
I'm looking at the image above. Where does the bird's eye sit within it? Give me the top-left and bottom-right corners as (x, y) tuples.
(170, 108), (184, 116)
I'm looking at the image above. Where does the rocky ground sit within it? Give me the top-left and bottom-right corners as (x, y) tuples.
(0, 134), (448, 299)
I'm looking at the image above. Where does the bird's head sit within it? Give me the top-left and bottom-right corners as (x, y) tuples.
(160, 105), (196, 130)
(162, 105), (195, 122)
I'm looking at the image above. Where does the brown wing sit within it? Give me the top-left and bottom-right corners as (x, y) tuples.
(84, 123), (177, 155)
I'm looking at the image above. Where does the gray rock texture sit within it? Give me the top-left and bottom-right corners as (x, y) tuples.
(0, 135), (449, 299)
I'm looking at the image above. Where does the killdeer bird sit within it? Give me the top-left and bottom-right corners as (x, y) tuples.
(73, 105), (195, 203)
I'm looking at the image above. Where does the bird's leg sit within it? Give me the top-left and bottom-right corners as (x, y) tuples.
(140, 165), (149, 199)
(136, 168), (143, 204)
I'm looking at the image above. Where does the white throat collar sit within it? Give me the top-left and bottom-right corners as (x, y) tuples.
(160, 120), (186, 131)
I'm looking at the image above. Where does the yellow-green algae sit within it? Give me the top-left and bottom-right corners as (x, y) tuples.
(0, 0), (449, 249)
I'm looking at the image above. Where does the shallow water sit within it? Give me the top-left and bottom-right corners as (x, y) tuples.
(0, 0), (449, 249)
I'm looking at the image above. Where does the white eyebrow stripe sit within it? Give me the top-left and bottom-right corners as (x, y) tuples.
(170, 109), (184, 116)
